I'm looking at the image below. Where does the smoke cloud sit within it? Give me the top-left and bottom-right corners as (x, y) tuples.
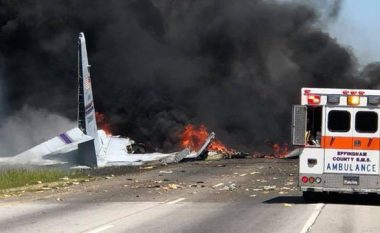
(0, 53), (6, 122)
(0, 106), (75, 156)
(0, 0), (379, 153)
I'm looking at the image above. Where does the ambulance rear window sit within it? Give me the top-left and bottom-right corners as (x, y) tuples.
(355, 111), (378, 133)
(328, 110), (350, 132)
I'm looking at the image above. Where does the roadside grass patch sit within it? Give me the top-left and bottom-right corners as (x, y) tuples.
(0, 168), (83, 190)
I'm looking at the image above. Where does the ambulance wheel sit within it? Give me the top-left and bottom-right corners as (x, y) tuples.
(302, 191), (322, 202)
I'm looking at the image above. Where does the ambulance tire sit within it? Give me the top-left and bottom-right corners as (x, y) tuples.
(302, 191), (323, 203)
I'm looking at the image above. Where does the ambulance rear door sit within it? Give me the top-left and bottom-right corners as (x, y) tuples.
(324, 106), (353, 173)
(351, 108), (380, 175)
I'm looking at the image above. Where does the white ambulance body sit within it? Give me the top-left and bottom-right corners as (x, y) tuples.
(292, 87), (380, 197)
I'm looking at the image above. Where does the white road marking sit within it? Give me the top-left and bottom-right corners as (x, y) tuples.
(167, 198), (186, 205)
(250, 172), (259, 175)
(300, 203), (325, 233)
(240, 173), (247, 177)
(213, 183), (224, 188)
(85, 224), (114, 233)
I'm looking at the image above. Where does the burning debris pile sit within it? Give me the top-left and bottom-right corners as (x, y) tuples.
(252, 142), (290, 159)
(180, 124), (250, 160)
(179, 124), (294, 160)
(269, 143), (290, 158)
(95, 108), (292, 161)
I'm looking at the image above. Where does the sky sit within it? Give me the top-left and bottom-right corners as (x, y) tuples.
(328, 0), (380, 67)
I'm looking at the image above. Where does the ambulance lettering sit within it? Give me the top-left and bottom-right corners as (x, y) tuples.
(326, 163), (377, 173)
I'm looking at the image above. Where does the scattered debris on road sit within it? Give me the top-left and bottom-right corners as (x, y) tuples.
(0, 159), (299, 203)
(159, 170), (173, 174)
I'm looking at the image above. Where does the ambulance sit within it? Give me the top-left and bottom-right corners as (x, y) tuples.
(292, 88), (380, 199)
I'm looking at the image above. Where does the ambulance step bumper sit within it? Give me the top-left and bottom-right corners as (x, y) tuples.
(299, 173), (380, 194)
(300, 186), (380, 194)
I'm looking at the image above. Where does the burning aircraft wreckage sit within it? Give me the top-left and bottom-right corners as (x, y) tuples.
(0, 33), (294, 168)
(0, 33), (237, 168)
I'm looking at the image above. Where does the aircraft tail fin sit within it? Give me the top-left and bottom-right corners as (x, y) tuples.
(77, 32), (101, 156)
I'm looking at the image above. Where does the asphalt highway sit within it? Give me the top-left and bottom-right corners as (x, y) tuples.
(1, 159), (380, 233)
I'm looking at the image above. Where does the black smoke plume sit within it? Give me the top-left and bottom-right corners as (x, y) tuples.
(0, 0), (378, 153)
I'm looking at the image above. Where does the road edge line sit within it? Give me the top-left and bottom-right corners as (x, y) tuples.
(167, 198), (186, 204)
(300, 203), (325, 233)
(85, 224), (114, 233)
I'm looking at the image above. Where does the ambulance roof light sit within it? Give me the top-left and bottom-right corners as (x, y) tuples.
(307, 95), (320, 105)
(368, 96), (380, 106)
(327, 95), (340, 105)
(347, 95), (360, 106)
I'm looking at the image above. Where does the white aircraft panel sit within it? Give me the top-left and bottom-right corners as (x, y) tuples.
(1, 128), (92, 166)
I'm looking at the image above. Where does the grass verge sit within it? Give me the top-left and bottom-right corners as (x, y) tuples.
(0, 168), (83, 190)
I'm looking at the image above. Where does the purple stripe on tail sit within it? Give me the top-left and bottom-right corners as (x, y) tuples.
(59, 133), (73, 144)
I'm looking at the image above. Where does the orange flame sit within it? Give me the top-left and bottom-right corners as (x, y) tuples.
(181, 124), (208, 151)
(271, 143), (289, 158)
(208, 139), (231, 153)
(95, 112), (112, 136)
(180, 124), (233, 153)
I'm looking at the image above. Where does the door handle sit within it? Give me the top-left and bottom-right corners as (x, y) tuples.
(368, 138), (373, 147)
(329, 137), (335, 146)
